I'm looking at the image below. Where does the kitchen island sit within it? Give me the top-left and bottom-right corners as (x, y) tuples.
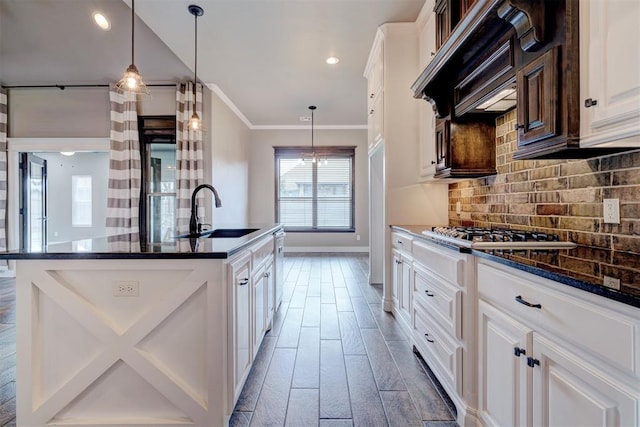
(0, 224), (284, 427)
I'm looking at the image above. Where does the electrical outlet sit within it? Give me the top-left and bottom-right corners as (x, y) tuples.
(114, 280), (139, 297)
(356, 234), (361, 241)
(603, 275), (621, 290)
(603, 198), (620, 224)
(456, 201), (462, 215)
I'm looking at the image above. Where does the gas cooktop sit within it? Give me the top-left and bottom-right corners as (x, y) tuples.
(422, 226), (578, 250)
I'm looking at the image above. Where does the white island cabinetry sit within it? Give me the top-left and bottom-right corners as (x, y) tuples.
(14, 229), (282, 427)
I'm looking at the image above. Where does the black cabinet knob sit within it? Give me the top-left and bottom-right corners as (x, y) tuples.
(584, 98), (598, 108)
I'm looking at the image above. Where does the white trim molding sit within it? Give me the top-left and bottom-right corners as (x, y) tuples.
(284, 246), (369, 253)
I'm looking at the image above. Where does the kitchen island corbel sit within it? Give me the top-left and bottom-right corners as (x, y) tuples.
(2, 224), (283, 427)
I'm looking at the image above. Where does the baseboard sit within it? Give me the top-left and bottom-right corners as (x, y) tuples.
(284, 246), (369, 253)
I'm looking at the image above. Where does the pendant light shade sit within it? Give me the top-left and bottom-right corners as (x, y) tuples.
(114, 0), (149, 94)
(188, 4), (204, 131)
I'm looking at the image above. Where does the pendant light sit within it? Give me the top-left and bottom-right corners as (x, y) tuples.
(114, 0), (149, 94)
(188, 4), (204, 131)
(299, 106), (326, 165)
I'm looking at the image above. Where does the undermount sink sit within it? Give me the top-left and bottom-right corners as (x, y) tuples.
(175, 228), (260, 239)
(204, 228), (259, 238)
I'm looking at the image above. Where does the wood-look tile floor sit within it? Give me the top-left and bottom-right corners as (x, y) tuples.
(231, 254), (458, 427)
(0, 278), (16, 427)
(0, 255), (457, 427)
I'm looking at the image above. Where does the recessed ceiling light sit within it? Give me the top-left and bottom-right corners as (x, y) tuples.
(60, 152), (76, 156)
(93, 12), (110, 31)
(326, 57), (340, 65)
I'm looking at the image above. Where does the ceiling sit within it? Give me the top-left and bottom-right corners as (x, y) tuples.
(0, 0), (426, 127)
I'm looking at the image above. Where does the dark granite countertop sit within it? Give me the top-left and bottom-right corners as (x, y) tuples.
(391, 225), (640, 309)
(0, 224), (283, 260)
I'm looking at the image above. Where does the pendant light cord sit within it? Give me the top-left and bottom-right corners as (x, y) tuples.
(194, 10), (198, 98)
(131, 0), (135, 65)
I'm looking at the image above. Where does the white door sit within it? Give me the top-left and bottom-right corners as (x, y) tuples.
(231, 257), (252, 399)
(399, 254), (412, 320)
(532, 333), (640, 427)
(252, 268), (266, 357)
(391, 249), (401, 310)
(478, 301), (532, 427)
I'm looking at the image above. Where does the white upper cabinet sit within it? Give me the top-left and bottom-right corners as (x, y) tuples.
(417, 0), (438, 181)
(580, 0), (640, 147)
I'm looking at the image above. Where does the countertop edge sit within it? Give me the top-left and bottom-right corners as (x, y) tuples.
(0, 224), (284, 260)
(390, 225), (640, 309)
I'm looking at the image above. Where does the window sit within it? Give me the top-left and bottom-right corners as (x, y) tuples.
(275, 147), (355, 232)
(72, 175), (92, 227)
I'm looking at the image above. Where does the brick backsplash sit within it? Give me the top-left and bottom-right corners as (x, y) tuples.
(449, 109), (640, 292)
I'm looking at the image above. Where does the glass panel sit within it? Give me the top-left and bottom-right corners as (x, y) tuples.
(317, 158), (351, 228)
(148, 194), (176, 242)
(149, 143), (176, 193)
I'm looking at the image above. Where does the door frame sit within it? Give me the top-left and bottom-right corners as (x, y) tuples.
(4, 138), (109, 276)
(20, 153), (48, 252)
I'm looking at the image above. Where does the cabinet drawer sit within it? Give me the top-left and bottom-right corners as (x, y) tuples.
(413, 240), (466, 287)
(391, 231), (413, 251)
(250, 235), (274, 270)
(478, 261), (639, 376)
(413, 263), (462, 340)
(413, 304), (462, 393)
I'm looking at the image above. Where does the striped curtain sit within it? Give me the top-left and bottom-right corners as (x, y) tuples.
(105, 88), (141, 246)
(0, 89), (7, 267)
(175, 82), (204, 234)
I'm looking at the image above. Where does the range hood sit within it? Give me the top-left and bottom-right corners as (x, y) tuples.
(474, 85), (516, 112)
(411, 0), (548, 120)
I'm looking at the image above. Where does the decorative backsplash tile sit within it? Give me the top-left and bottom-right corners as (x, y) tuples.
(449, 109), (640, 294)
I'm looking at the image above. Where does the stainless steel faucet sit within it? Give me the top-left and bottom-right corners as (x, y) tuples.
(189, 184), (222, 235)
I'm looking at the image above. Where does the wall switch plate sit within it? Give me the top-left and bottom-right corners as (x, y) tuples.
(603, 198), (620, 224)
(114, 280), (139, 297)
(603, 275), (621, 290)
(356, 234), (361, 241)
(456, 201), (462, 215)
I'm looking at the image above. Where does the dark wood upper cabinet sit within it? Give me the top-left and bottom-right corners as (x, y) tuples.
(434, 0), (451, 50)
(434, 116), (496, 179)
(413, 0), (632, 164)
(516, 47), (560, 147)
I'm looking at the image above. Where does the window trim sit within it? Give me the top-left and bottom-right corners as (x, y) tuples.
(274, 146), (356, 233)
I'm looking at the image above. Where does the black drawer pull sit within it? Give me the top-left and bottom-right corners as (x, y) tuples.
(514, 347), (526, 357)
(515, 295), (541, 309)
(425, 290), (434, 297)
(239, 278), (249, 286)
(424, 333), (434, 343)
(527, 357), (540, 368)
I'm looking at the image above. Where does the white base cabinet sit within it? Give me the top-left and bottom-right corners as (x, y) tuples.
(477, 259), (640, 427)
(391, 230), (413, 332)
(409, 237), (477, 427)
(229, 251), (253, 404)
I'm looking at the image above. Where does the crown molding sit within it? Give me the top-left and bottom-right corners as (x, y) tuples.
(206, 83), (366, 130)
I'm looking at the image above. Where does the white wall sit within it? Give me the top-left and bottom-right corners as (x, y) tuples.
(249, 129), (369, 250)
(36, 152), (109, 243)
(208, 90), (251, 227)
